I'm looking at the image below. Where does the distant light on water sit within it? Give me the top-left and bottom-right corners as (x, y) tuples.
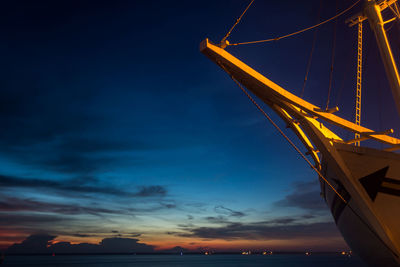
(341, 251), (352, 257)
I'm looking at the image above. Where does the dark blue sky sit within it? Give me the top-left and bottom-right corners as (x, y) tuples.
(1, 0), (399, 252)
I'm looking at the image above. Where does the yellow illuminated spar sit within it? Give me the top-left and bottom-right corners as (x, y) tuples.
(200, 39), (400, 149)
(201, 0), (400, 266)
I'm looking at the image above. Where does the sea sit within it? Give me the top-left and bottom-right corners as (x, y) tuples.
(1, 254), (366, 266)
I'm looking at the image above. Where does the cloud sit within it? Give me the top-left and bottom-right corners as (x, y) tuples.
(0, 187), (177, 240)
(0, 82), (164, 177)
(160, 246), (190, 253)
(28, 137), (160, 175)
(37, 154), (116, 175)
(266, 217), (297, 224)
(274, 190), (326, 211)
(273, 181), (327, 211)
(0, 213), (69, 228)
(0, 174), (167, 198)
(183, 202), (207, 213)
(159, 201), (176, 209)
(72, 234), (91, 238)
(6, 235), (56, 254)
(55, 137), (151, 154)
(128, 233), (141, 238)
(205, 216), (230, 224)
(0, 213), (79, 239)
(0, 103), (114, 176)
(214, 205), (245, 217)
(0, 196), (135, 219)
(6, 234), (154, 254)
(135, 186), (166, 197)
(171, 221), (340, 241)
(0, 197), (115, 214)
(0, 90), (94, 149)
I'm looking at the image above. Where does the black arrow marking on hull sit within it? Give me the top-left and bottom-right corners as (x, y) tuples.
(359, 166), (400, 201)
(330, 179), (351, 223)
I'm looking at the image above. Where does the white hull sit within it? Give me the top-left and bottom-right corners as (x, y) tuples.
(321, 143), (400, 266)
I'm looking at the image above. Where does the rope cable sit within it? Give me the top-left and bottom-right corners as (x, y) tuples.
(220, 0), (255, 44)
(385, 4), (399, 33)
(388, 1), (400, 19)
(378, 73), (383, 149)
(395, 1), (400, 17)
(335, 23), (359, 108)
(335, 60), (350, 108)
(228, 0), (361, 46)
(386, 20), (397, 32)
(325, 1), (339, 110)
(224, 69), (347, 203)
(301, 0), (323, 98)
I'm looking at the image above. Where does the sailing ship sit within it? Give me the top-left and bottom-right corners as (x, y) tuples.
(201, 0), (400, 266)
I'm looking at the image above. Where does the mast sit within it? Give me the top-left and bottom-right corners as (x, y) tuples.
(363, 0), (400, 117)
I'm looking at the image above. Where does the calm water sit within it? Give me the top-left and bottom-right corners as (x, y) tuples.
(2, 254), (366, 266)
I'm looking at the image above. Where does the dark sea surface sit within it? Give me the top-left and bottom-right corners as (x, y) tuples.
(1, 254), (366, 266)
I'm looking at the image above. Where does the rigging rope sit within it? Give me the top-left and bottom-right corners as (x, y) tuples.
(335, 59), (350, 108)
(388, 1), (400, 19)
(220, 0), (255, 45)
(301, 0), (323, 98)
(325, 1), (339, 110)
(385, 2), (400, 33)
(224, 70), (347, 203)
(395, 1), (400, 17)
(228, 0), (361, 46)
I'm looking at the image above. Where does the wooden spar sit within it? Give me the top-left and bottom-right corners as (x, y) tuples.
(200, 38), (400, 146)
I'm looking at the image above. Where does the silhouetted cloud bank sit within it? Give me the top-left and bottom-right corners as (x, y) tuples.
(7, 234), (154, 254)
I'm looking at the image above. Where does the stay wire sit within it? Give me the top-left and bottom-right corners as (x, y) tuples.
(223, 68), (347, 204)
(229, 0), (361, 46)
(325, 1), (339, 110)
(220, 0), (255, 44)
(301, 0), (323, 98)
(388, 1), (400, 19)
(395, 1), (400, 17)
